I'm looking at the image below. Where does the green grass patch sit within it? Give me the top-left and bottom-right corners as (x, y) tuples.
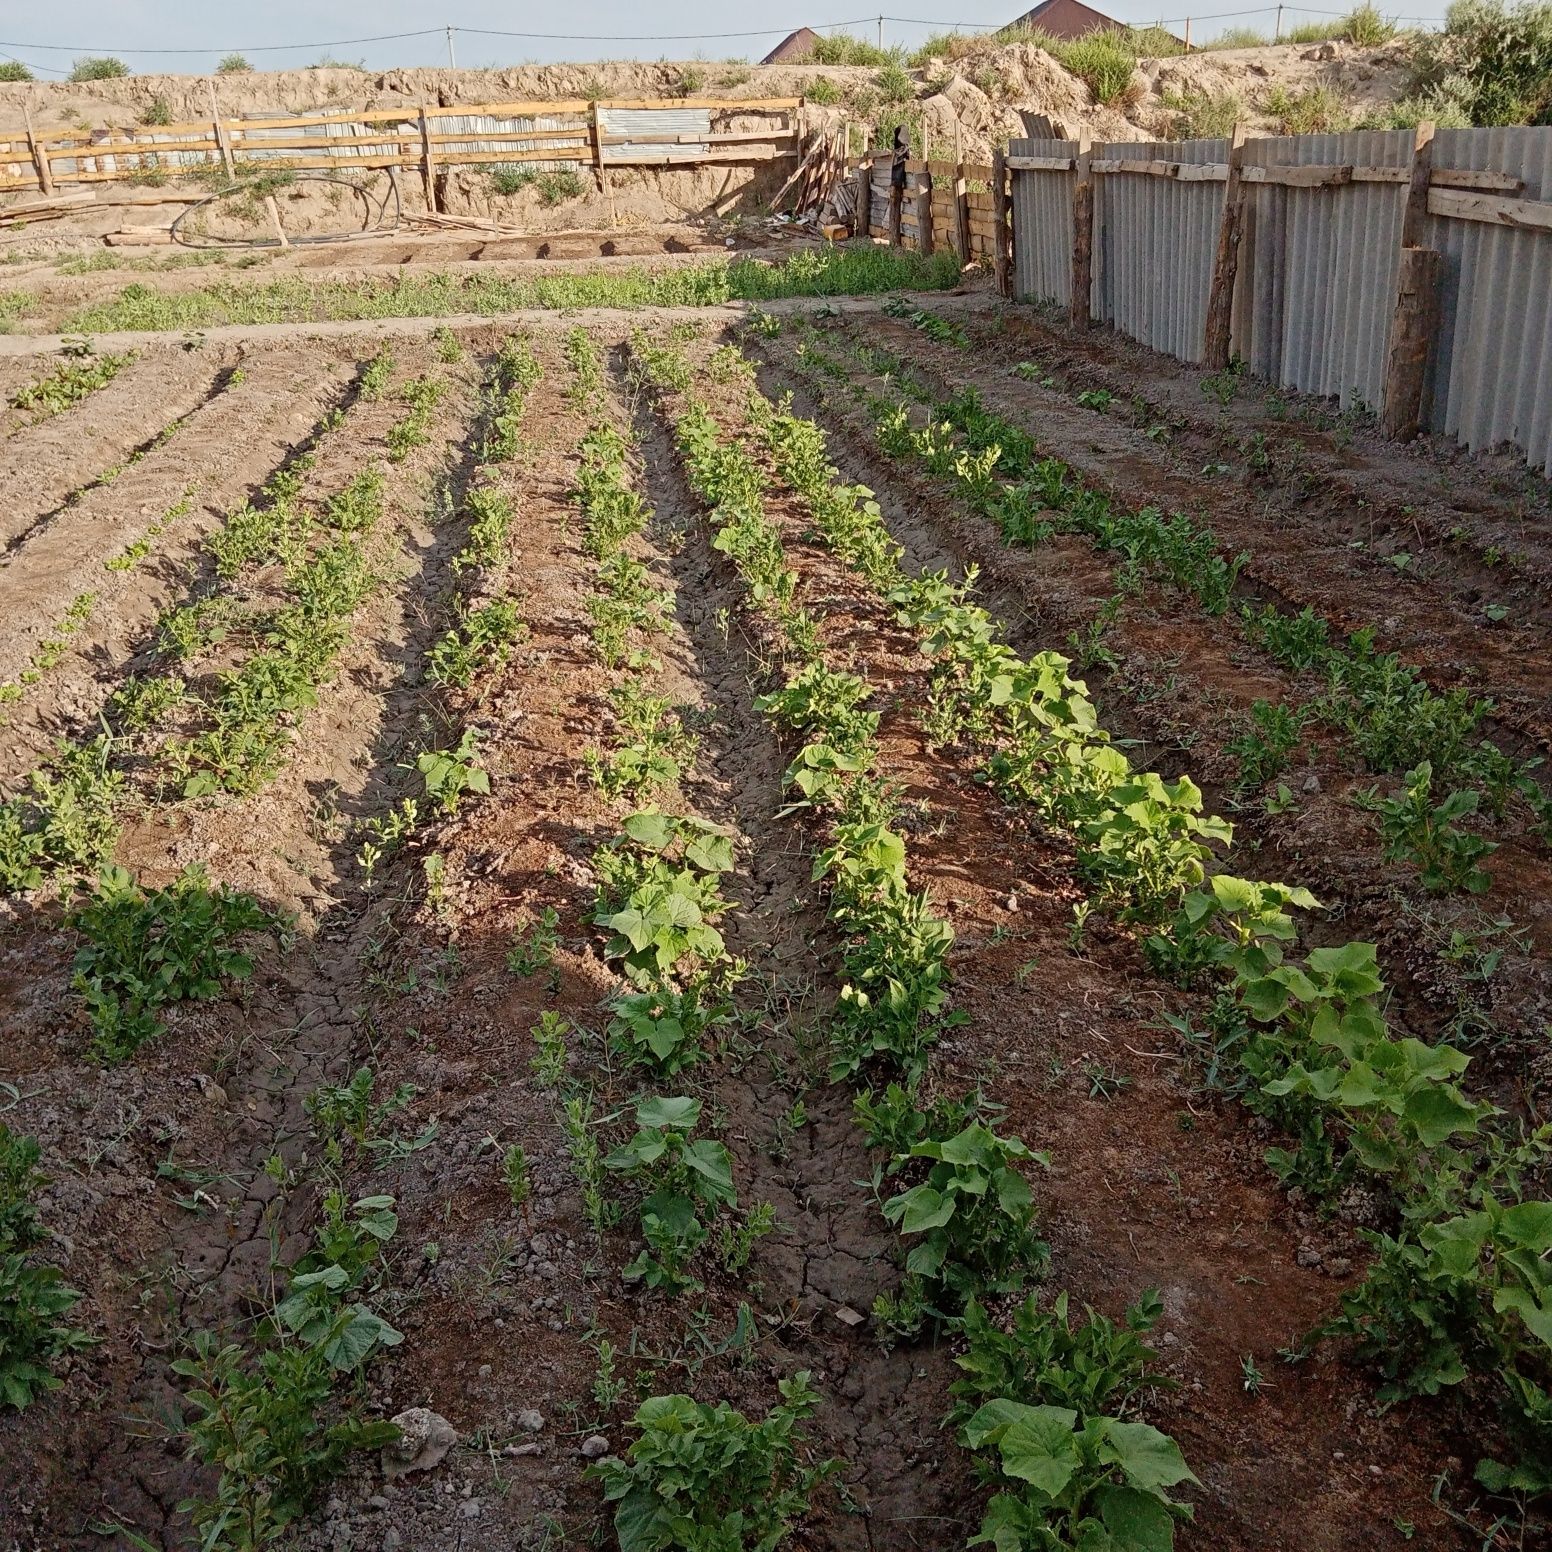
(60, 247), (962, 335)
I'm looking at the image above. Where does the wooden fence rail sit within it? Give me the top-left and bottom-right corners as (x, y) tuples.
(0, 96), (803, 200)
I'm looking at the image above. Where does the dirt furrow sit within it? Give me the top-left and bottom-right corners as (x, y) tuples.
(827, 310), (1552, 745)
(0, 346), (240, 549)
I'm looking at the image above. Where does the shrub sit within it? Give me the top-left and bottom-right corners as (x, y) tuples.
(1263, 83), (1352, 132)
(0, 61), (34, 82)
(1129, 23), (1187, 55)
(487, 163), (536, 196)
(140, 96), (173, 127)
(1285, 20), (1342, 42)
(1160, 87), (1242, 137)
(216, 53), (251, 73)
(677, 65), (706, 97)
(69, 57), (129, 81)
(1410, 0), (1552, 126)
(810, 32), (903, 66)
(536, 168), (584, 205)
(805, 76), (842, 104)
(1053, 31), (1140, 105)
(876, 62), (915, 103)
(1209, 26), (1272, 47)
(1341, 3), (1401, 43)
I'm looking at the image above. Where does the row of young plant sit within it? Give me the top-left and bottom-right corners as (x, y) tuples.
(628, 330), (1200, 1550)
(0, 356), (376, 898)
(748, 324), (1552, 1515)
(558, 328), (841, 1541)
(154, 337), (556, 1548)
(782, 323), (1552, 867)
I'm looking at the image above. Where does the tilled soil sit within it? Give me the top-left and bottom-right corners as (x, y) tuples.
(0, 300), (1547, 1552)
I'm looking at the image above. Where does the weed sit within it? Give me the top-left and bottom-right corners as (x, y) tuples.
(530, 1012), (570, 1087)
(507, 907), (562, 981)
(415, 729), (490, 816)
(427, 597), (525, 688)
(1226, 700), (1307, 794)
(502, 1144), (531, 1216)
(1361, 763), (1497, 894)
(9, 350), (132, 418)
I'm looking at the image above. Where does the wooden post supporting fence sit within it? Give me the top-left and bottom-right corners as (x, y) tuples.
(1381, 122), (1440, 441)
(418, 105), (439, 213)
(954, 160), (971, 267)
(914, 163), (934, 255)
(22, 106), (52, 195)
(888, 172), (903, 247)
(1070, 128), (1094, 331)
(207, 83), (235, 178)
(854, 155), (873, 239)
(992, 147), (1012, 298)
(1203, 121), (1249, 370)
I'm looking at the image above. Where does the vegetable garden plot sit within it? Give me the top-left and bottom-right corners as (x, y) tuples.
(0, 307), (1549, 1552)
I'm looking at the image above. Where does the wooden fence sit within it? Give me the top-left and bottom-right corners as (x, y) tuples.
(0, 96), (803, 206)
(848, 152), (1013, 294)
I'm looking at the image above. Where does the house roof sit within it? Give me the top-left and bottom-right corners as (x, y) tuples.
(761, 27), (823, 64)
(1002, 0), (1138, 40)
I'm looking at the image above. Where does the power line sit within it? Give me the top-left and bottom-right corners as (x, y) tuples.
(0, 6), (1443, 61)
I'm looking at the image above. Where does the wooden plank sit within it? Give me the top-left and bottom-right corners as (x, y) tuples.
(596, 128), (792, 147)
(1425, 185), (1552, 231)
(1380, 246), (1441, 441)
(605, 149), (784, 167)
(954, 159), (971, 267)
(1006, 154), (1075, 173)
(914, 162), (934, 255)
(1090, 157), (1230, 181)
(1203, 122), (1249, 371)
(207, 82), (235, 179)
(888, 172), (903, 248)
(992, 147), (1012, 298)
(596, 96), (800, 111)
(1071, 128), (1093, 331)
(430, 126), (587, 145)
(1242, 163), (1354, 188)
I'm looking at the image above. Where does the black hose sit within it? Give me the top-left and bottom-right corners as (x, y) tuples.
(170, 171), (401, 249)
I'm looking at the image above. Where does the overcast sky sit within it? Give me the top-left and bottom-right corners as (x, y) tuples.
(0, 1), (1457, 77)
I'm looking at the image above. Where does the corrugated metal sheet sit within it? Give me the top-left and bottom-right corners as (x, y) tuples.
(1097, 136), (1225, 363)
(1009, 125), (1552, 473)
(1009, 136), (1074, 304)
(599, 106), (709, 163)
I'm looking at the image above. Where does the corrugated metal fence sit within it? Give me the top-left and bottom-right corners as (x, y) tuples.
(1008, 126), (1552, 474)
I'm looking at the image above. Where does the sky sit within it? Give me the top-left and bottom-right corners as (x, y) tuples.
(0, 0), (1459, 78)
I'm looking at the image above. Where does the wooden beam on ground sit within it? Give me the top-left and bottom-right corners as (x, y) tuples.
(1203, 122), (1250, 372)
(1380, 245), (1442, 441)
(1070, 128), (1093, 332)
(992, 146), (1012, 298)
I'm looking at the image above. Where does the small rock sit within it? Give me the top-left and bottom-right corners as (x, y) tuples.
(458, 1499), (483, 1520)
(517, 1409), (545, 1432)
(368, 1495), (391, 1510)
(478, 1363), (492, 1378)
(580, 1434), (611, 1459)
(383, 1532), (401, 1551)
(1303, 774), (1321, 793)
(382, 1408), (458, 1480)
(1325, 1255), (1353, 1276)
(833, 1305), (865, 1328)
(1295, 1244), (1322, 1269)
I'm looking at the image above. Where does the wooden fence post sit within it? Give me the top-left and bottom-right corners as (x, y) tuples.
(22, 106), (52, 195)
(1379, 247), (1441, 441)
(1070, 128), (1094, 331)
(854, 155), (872, 239)
(418, 105), (439, 213)
(954, 159), (971, 267)
(992, 146), (1012, 298)
(1381, 122), (1439, 441)
(888, 173), (903, 247)
(207, 83), (235, 178)
(914, 162), (934, 255)
(1203, 121), (1249, 369)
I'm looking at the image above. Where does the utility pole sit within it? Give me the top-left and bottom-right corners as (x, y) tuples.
(877, 15), (883, 48)
(1275, 4), (1284, 40)
(446, 25), (457, 67)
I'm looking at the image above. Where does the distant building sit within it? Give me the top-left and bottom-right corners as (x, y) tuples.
(1002, 0), (1149, 40)
(761, 27), (823, 64)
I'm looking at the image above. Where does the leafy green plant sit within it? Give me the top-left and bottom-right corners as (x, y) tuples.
(604, 1095), (741, 1291)
(592, 811), (733, 982)
(951, 1289), (1172, 1429)
(0, 1126), (93, 1410)
(606, 981), (731, 1074)
(881, 1121), (1049, 1307)
(415, 728), (490, 816)
(69, 56), (129, 80)
(0, 736), (123, 893)
(1360, 762), (1497, 894)
(502, 1144), (531, 1214)
(69, 864), (289, 1061)
(1226, 699), (1306, 794)
(961, 1401), (1198, 1551)
(9, 350), (133, 418)
(589, 1373), (838, 1552)
(217, 53), (251, 73)
(427, 597), (524, 688)
(507, 907), (561, 980)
